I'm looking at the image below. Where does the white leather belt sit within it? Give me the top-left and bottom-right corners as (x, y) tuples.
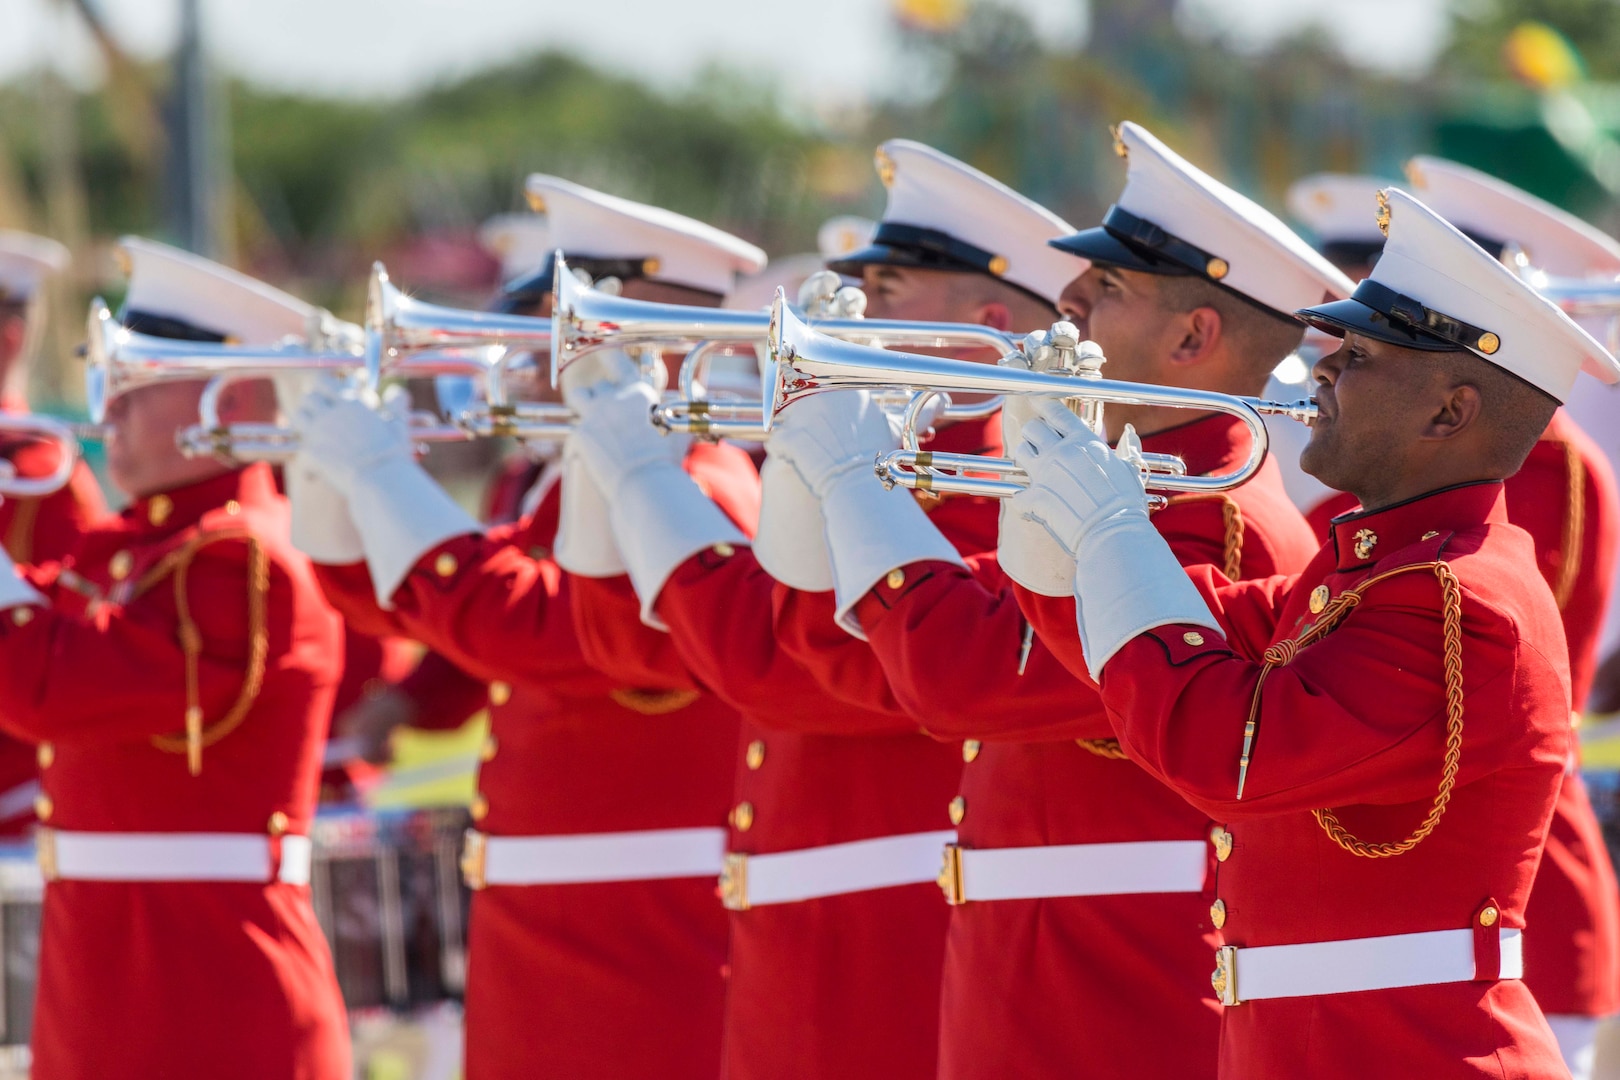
(37, 828), (311, 886)
(720, 830), (957, 911)
(460, 827), (727, 890)
(938, 840), (1208, 905)
(1212, 926), (1524, 1006)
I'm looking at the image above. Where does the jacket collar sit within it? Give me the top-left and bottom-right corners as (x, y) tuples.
(1328, 480), (1506, 572)
(123, 463), (277, 539)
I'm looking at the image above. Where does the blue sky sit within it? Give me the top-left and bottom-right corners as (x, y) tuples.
(1, 0), (1450, 108)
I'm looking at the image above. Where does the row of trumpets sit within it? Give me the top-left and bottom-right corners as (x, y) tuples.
(73, 251), (1620, 502)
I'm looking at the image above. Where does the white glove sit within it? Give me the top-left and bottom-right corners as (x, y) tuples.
(570, 380), (744, 628)
(770, 390), (963, 638)
(0, 547), (44, 613)
(553, 441), (628, 577)
(1010, 399), (1219, 679)
(294, 376), (478, 606)
(558, 348), (642, 409)
(996, 393), (1080, 596)
(752, 455), (834, 592)
(285, 455), (365, 565)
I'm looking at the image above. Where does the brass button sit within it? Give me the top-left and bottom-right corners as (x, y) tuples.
(488, 681), (512, 707)
(1309, 585), (1330, 614)
(885, 568), (906, 590)
(1205, 256), (1230, 280)
(267, 811), (289, 837)
(480, 735), (498, 763)
(470, 794), (489, 822)
(1479, 905), (1499, 927)
(1210, 899), (1226, 929)
(35, 742), (52, 769)
(948, 795), (966, 826)
(987, 255), (1009, 277)
(1182, 631), (1205, 646)
(147, 494), (173, 526)
(33, 793), (51, 822)
(1477, 331), (1500, 355)
(730, 802), (754, 832)
(10, 607), (33, 627)
(745, 740), (766, 770)
(109, 551), (133, 581)
(712, 542), (735, 558)
(224, 499), (242, 516)
(434, 552), (459, 578)
(1211, 826), (1233, 862)
(962, 739), (981, 763)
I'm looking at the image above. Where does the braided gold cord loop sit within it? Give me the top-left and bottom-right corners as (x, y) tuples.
(150, 531), (271, 774)
(1553, 438), (1584, 612)
(1245, 562), (1466, 857)
(1164, 493), (1244, 579)
(1076, 738), (1129, 760)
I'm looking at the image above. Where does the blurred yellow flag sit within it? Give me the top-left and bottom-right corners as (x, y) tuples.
(1503, 21), (1585, 91)
(893, 0), (969, 33)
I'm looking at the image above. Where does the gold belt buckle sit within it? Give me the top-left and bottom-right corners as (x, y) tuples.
(1211, 944), (1241, 1006)
(938, 843), (965, 906)
(720, 852), (749, 911)
(459, 828), (487, 891)
(35, 826), (57, 883)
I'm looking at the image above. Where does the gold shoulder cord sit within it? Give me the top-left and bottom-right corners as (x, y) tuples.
(1163, 492), (1244, 580)
(1245, 561), (1465, 858)
(1077, 738), (1129, 760)
(608, 688), (701, 715)
(146, 530), (271, 775)
(3, 498), (40, 564)
(1553, 439), (1584, 612)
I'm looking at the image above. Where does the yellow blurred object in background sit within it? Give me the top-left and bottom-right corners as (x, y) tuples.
(1503, 21), (1585, 91)
(892, 0), (968, 33)
(366, 714), (489, 811)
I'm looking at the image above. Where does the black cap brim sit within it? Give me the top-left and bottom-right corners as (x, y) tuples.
(825, 242), (984, 279)
(1046, 226), (1193, 276)
(1296, 298), (1460, 352)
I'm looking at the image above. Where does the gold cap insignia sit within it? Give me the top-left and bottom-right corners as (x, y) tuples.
(525, 191), (547, 214)
(1205, 257), (1229, 280)
(875, 147), (896, 188)
(1375, 190), (1392, 238)
(1109, 124), (1128, 159)
(1476, 331), (1500, 355)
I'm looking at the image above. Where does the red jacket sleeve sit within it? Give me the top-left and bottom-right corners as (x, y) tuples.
(0, 537), (301, 744)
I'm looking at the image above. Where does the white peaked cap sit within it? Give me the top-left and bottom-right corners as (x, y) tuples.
(479, 213), (554, 282)
(1404, 156), (1620, 277)
(0, 231), (69, 302)
(523, 175), (765, 297)
(827, 139), (1083, 306)
(1054, 122), (1353, 318)
(1286, 174), (1393, 245)
(1298, 188), (1620, 404)
(817, 216), (877, 260)
(118, 236), (317, 346)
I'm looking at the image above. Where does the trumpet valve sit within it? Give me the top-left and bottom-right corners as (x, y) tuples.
(797, 271), (844, 317)
(832, 286), (867, 319)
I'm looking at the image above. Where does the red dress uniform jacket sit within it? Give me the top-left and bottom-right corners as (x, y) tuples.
(0, 414), (106, 836)
(0, 464), (349, 1080)
(1096, 482), (1570, 1078)
(571, 422), (992, 1080)
(835, 414), (1318, 1080)
(314, 449), (744, 1080)
(1307, 413), (1620, 1020)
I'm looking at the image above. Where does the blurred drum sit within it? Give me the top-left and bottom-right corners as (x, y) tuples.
(0, 841), (41, 1062)
(310, 807), (471, 1012)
